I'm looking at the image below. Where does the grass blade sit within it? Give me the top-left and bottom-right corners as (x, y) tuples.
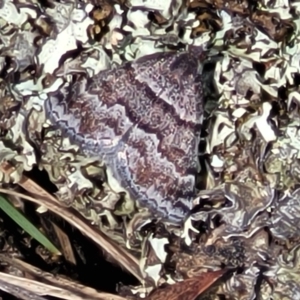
(0, 194), (61, 255)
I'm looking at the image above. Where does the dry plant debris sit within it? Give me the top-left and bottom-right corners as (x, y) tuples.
(1, 0), (300, 299)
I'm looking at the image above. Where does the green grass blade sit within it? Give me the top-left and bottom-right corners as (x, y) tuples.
(0, 194), (61, 255)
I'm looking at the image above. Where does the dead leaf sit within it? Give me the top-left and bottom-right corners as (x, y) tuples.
(51, 221), (77, 265)
(146, 269), (226, 300)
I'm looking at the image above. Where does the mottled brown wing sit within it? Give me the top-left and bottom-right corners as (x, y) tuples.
(45, 51), (203, 223)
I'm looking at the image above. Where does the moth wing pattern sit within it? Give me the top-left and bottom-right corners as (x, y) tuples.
(45, 50), (203, 223)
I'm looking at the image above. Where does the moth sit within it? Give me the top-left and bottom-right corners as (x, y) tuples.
(45, 49), (203, 224)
